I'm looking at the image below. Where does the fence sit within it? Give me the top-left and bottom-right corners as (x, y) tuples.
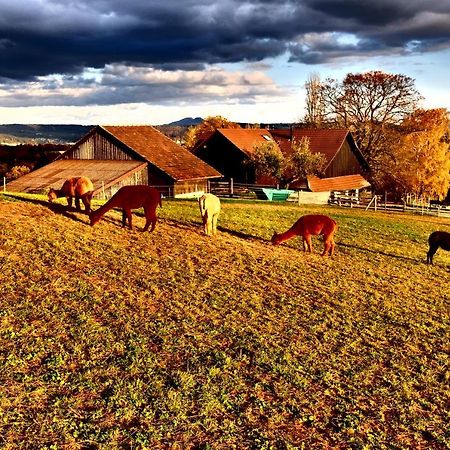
(329, 193), (450, 218)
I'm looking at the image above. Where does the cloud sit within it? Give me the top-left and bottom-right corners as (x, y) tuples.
(1, 0), (450, 110)
(1, 1), (450, 80)
(0, 64), (287, 107)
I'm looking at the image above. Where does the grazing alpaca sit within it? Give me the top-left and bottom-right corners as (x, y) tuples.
(426, 231), (450, 264)
(271, 214), (337, 256)
(48, 176), (94, 213)
(89, 185), (162, 232)
(199, 193), (221, 236)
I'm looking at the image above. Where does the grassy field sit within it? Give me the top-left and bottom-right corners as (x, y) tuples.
(0, 193), (449, 449)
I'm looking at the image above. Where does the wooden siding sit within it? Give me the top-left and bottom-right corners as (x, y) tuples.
(96, 166), (148, 199)
(325, 139), (362, 178)
(196, 132), (255, 183)
(173, 179), (208, 196)
(67, 133), (135, 161)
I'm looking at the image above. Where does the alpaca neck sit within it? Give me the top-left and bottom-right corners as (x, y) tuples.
(96, 199), (116, 217)
(276, 227), (298, 243)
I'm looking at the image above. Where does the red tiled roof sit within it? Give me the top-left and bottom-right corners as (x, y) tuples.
(101, 125), (222, 181)
(307, 174), (371, 192)
(270, 128), (350, 166)
(218, 128), (279, 155)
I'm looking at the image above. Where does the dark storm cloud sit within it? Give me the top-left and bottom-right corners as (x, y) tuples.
(1, 0), (450, 81)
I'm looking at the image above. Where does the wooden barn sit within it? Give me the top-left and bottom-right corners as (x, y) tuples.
(193, 128), (278, 183)
(6, 125), (222, 198)
(193, 127), (369, 185)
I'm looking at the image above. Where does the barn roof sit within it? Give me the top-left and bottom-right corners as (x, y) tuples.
(270, 128), (363, 168)
(217, 128), (279, 155)
(100, 125), (221, 181)
(5, 160), (147, 194)
(307, 174), (371, 192)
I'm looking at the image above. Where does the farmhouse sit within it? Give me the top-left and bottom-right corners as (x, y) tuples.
(6, 125), (222, 198)
(193, 127), (369, 186)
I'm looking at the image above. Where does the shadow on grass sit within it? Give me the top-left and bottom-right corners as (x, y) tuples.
(163, 217), (271, 244)
(3, 193), (88, 225)
(337, 241), (421, 263)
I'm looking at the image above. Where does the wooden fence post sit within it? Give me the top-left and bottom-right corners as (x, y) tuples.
(229, 178), (234, 197)
(3, 177), (5, 193)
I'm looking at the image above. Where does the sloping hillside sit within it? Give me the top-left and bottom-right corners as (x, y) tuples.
(1, 195), (449, 449)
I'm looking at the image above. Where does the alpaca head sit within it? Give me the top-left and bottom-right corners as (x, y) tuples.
(47, 188), (58, 203)
(271, 232), (282, 245)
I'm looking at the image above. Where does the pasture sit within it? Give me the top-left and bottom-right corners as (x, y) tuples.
(0, 193), (449, 449)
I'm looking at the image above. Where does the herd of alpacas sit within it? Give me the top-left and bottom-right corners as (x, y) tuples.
(47, 176), (450, 262)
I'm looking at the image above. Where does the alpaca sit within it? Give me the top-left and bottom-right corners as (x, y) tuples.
(426, 231), (450, 264)
(198, 193), (221, 235)
(271, 214), (337, 256)
(48, 176), (94, 213)
(89, 185), (162, 232)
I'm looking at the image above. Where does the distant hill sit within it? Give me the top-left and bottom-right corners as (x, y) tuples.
(0, 124), (94, 145)
(167, 117), (203, 127)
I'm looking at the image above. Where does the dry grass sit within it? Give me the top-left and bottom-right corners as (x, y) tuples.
(0, 193), (449, 449)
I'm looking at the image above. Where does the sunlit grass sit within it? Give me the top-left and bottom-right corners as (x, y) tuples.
(1, 192), (449, 449)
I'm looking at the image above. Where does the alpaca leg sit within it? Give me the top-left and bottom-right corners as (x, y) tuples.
(82, 193), (92, 214)
(302, 238), (308, 252)
(329, 238), (335, 256)
(322, 239), (332, 256)
(207, 218), (213, 236)
(212, 214), (218, 235)
(66, 196), (73, 208)
(143, 209), (156, 232)
(124, 209), (133, 230)
(75, 197), (82, 211)
(305, 235), (313, 252)
(427, 245), (438, 264)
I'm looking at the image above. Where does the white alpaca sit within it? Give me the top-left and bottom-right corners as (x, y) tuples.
(198, 193), (221, 235)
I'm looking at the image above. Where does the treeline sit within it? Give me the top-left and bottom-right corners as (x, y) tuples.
(0, 143), (68, 179)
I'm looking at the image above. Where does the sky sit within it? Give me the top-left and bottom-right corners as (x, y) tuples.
(1, 0), (450, 125)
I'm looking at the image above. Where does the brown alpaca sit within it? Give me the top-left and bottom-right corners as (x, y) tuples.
(271, 214), (338, 256)
(89, 185), (162, 232)
(48, 176), (94, 213)
(426, 231), (450, 264)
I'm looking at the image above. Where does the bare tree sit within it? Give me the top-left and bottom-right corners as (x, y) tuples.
(321, 71), (422, 174)
(304, 72), (325, 128)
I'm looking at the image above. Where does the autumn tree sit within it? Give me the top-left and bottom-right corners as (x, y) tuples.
(249, 141), (284, 181)
(377, 108), (450, 200)
(184, 116), (241, 151)
(285, 137), (326, 184)
(249, 137), (326, 187)
(5, 165), (31, 180)
(320, 71), (422, 175)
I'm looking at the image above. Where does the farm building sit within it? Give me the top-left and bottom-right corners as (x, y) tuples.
(6, 125), (222, 198)
(193, 127), (369, 186)
(270, 128), (369, 179)
(193, 128), (279, 184)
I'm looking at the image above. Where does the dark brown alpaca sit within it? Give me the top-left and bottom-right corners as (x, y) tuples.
(48, 176), (94, 213)
(426, 231), (450, 264)
(89, 185), (162, 232)
(271, 214), (338, 256)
